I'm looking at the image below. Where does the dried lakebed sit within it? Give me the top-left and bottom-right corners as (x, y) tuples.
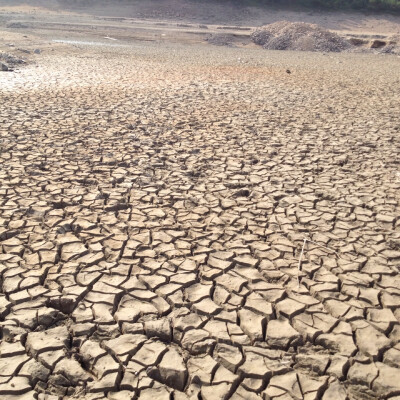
(0, 40), (400, 400)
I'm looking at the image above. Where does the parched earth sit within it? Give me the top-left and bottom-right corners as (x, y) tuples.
(1, 35), (400, 400)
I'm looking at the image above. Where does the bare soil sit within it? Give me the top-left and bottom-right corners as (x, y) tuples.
(0, 2), (400, 400)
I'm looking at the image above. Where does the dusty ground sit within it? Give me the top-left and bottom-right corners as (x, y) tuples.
(2, 0), (400, 34)
(1, 2), (400, 400)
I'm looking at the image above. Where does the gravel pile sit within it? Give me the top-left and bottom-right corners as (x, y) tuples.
(251, 21), (351, 52)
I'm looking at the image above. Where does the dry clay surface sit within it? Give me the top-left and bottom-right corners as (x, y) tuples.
(3, 0), (400, 35)
(1, 38), (400, 400)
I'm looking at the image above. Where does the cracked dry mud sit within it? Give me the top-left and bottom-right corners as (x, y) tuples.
(1, 36), (400, 400)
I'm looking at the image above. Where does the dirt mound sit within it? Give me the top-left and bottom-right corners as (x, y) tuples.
(251, 21), (351, 52)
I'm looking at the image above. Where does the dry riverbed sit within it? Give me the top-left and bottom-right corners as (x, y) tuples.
(1, 4), (400, 400)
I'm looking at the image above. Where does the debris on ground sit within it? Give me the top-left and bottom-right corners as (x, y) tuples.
(17, 48), (31, 54)
(0, 52), (26, 67)
(0, 62), (9, 71)
(206, 33), (236, 47)
(348, 37), (368, 46)
(347, 34), (400, 54)
(383, 34), (400, 54)
(6, 21), (30, 29)
(251, 21), (351, 52)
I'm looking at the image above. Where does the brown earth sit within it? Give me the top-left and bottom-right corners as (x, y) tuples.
(0, 2), (400, 400)
(2, 0), (399, 35)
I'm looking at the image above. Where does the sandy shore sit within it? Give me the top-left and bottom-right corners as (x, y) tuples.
(1, 3), (400, 400)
